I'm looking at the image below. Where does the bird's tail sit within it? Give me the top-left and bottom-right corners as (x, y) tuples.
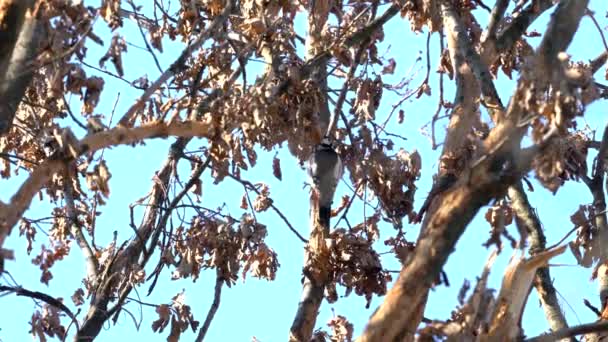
(318, 206), (331, 228)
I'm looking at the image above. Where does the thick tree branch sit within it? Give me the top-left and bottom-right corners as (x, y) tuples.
(442, 1), (503, 109)
(495, 0), (555, 52)
(360, 1), (588, 339)
(343, 4), (400, 47)
(482, 0), (509, 44)
(0, 119), (217, 267)
(537, 1), (589, 70)
(508, 182), (572, 339)
(590, 51), (608, 75)
(581, 123), (608, 342)
(74, 62), (246, 340)
(290, 1), (333, 339)
(63, 165), (99, 281)
(0, 0), (41, 135)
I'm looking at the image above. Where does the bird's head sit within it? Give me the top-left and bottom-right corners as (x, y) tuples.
(320, 136), (333, 148)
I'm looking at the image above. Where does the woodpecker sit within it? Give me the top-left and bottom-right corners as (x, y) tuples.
(307, 137), (343, 227)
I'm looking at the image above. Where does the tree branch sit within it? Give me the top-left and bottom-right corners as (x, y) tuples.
(343, 4), (400, 47)
(442, 1), (503, 109)
(508, 182), (572, 339)
(495, 0), (555, 52)
(63, 165), (99, 281)
(0, 0), (41, 135)
(525, 320), (608, 342)
(0, 285), (79, 332)
(581, 123), (608, 341)
(194, 270), (224, 342)
(359, 1), (589, 339)
(482, 0), (509, 44)
(74, 61), (247, 340)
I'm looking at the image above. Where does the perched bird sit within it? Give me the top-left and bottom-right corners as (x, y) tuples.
(307, 137), (343, 227)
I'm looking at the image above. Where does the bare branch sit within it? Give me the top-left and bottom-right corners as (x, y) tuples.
(226, 174), (307, 244)
(126, 0), (163, 74)
(525, 321), (608, 342)
(194, 270), (224, 342)
(0, 285), (80, 332)
(590, 51), (608, 75)
(344, 4), (400, 47)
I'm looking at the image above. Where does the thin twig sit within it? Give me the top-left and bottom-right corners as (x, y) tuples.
(127, 0), (164, 73)
(586, 9), (608, 54)
(227, 173), (308, 243)
(0, 285), (80, 332)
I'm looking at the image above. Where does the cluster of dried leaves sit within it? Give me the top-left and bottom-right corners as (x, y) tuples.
(168, 214), (278, 284)
(152, 291), (199, 342)
(324, 214), (390, 307)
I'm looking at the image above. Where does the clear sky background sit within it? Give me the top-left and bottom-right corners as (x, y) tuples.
(1, 1), (607, 341)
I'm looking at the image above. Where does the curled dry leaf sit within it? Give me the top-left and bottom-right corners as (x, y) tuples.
(348, 147), (418, 224)
(400, 0), (442, 32)
(272, 154), (282, 180)
(152, 304), (172, 333)
(151, 292), (199, 340)
(241, 242), (279, 282)
(483, 201), (514, 252)
(19, 219), (37, 254)
(32, 242), (71, 285)
(324, 221), (388, 307)
(99, 34), (127, 77)
(71, 288), (85, 306)
(569, 204), (597, 267)
(29, 304), (66, 342)
(85, 160), (112, 198)
(82, 76), (105, 114)
(331, 195), (350, 218)
(327, 315), (354, 342)
(253, 183), (272, 212)
(382, 58), (397, 75)
(100, 0), (123, 30)
(170, 214), (275, 284)
(353, 77), (383, 122)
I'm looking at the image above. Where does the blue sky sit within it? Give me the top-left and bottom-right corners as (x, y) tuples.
(1, 1), (607, 341)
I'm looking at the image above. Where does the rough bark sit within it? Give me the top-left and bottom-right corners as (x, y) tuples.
(74, 70), (242, 339)
(289, 1), (332, 340)
(0, 0), (41, 135)
(582, 123), (608, 342)
(508, 182), (573, 340)
(359, 1), (588, 340)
